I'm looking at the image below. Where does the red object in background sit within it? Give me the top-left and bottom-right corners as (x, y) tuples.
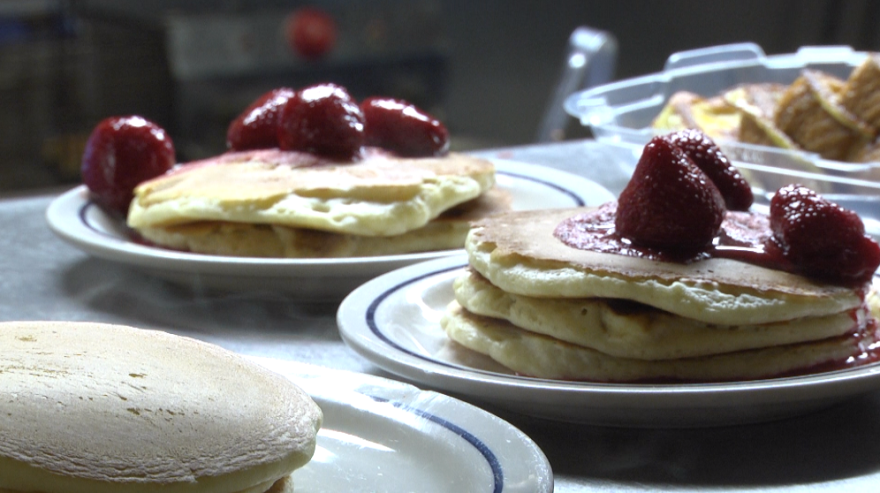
(286, 7), (337, 61)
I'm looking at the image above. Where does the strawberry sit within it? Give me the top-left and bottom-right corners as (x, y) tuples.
(768, 184), (880, 283)
(81, 115), (175, 216)
(664, 129), (753, 211)
(277, 83), (365, 160)
(615, 136), (726, 251)
(361, 97), (449, 157)
(226, 87), (295, 151)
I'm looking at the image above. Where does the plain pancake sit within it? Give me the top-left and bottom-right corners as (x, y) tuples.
(441, 301), (878, 382)
(128, 149), (495, 237)
(0, 479), (293, 493)
(466, 207), (864, 326)
(454, 268), (865, 360)
(136, 187), (512, 258)
(0, 321), (322, 493)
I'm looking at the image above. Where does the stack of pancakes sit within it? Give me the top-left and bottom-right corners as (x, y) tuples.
(127, 149), (507, 258)
(441, 208), (880, 382)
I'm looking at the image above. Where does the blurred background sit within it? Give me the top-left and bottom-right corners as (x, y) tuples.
(1, 0), (878, 191)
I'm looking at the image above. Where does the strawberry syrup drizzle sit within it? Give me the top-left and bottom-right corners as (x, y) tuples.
(555, 202), (796, 274)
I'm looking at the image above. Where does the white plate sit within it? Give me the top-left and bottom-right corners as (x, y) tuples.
(337, 254), (880, 428)
(246, 356), (552, 493)
(45, 160), (613, 300)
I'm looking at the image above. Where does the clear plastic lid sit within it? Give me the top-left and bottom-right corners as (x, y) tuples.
(564, 43), (880, 236)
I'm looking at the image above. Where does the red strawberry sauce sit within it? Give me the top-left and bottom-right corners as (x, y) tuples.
(555, 201), (794, 271)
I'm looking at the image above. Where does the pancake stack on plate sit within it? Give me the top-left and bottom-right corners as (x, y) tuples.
(441, 207), (880, 382)
(127, 148), (507, 258)
(0, 321), (322, 493)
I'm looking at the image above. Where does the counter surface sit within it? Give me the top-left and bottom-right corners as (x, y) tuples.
(5, 140), (880, 492)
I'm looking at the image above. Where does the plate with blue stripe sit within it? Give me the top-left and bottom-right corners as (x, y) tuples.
(248, 357), (553, 493)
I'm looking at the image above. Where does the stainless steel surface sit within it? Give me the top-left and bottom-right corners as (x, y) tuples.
(7, 140), (880, 491)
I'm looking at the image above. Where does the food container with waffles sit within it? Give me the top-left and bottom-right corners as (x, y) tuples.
(564, 43), (880, 237)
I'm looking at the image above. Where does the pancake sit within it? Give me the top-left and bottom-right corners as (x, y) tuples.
(454, 268), (865, 360)
(442, 300), (878, 382)
(136, 187), (512, 258)
(0, 475), (292, 493)
(0, 321), (322, 493)
(465, 207), (863, 326)
(128, 149), (496, 238)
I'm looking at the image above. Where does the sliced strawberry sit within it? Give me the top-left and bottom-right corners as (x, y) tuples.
(768, 184), (880, 283)
(615, 136), (726, 251)
(81, 115), (175, 216)
(664, 129), (753, 211)
(277, 83), (365, 160)
(226, 87), (295, 151)
(361, 97), (449, 157)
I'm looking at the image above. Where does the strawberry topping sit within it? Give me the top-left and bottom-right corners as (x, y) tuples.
(664, 129), (753, 211)
(277, 83), (365, 160)
(226, 87), (295, 151)
(81, 116), (175, 216)
(615, 136), (726, 251)
(361, 97), (449, 157)
(768, 184), (880, 283)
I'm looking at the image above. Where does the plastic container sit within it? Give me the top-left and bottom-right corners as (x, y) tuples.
(565, 42), (880, 237)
